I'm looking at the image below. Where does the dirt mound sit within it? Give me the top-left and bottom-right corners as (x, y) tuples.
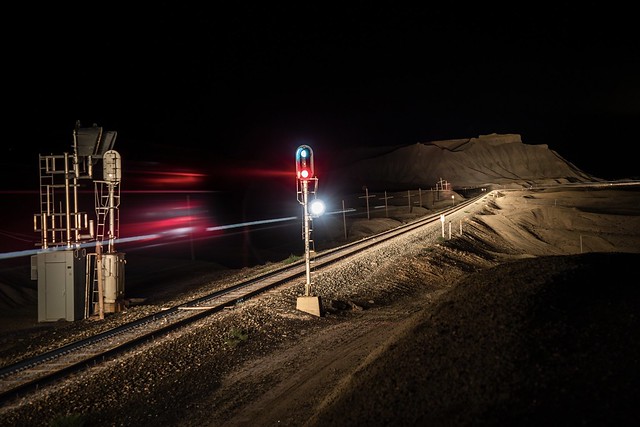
(328, 133), (598, 191)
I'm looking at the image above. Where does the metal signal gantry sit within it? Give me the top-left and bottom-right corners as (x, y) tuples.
(32, 121), (125, 323)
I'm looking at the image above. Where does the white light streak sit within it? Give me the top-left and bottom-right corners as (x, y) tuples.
(206, 216), (297, 231)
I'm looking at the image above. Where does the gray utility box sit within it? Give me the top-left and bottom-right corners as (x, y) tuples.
(34, 249), (87, 322)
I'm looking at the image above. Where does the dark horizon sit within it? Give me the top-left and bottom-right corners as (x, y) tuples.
(2, 5), (638, 200)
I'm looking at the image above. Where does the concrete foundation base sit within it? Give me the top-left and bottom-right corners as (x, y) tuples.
(296, 295), (322, 317)
(104, 300), (126, 314)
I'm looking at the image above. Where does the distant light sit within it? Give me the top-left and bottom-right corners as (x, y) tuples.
(310, 199), (325, 217)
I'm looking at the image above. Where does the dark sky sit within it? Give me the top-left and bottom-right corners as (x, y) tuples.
(3, 4), (639, 186)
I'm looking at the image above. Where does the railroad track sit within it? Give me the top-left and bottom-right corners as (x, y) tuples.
(0, 196), (480, 405)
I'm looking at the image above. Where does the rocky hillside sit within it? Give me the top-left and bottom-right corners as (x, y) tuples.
(327, 133), (598, 191)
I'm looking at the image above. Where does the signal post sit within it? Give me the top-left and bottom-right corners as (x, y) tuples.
(295, 145), (323, 316)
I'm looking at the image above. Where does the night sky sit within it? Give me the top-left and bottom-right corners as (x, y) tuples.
(3, 4), (639, 189)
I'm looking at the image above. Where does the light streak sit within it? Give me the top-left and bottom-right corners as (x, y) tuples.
(0, 234), (161, 260)
(0, 216), (303, 260)
(206, 216), (297, 231)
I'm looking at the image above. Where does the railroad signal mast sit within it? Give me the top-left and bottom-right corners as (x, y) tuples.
(93, 148), (125, 317)
(295, 145), (322, 316)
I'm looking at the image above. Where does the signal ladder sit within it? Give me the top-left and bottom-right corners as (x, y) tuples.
(87, 180), (121, 315)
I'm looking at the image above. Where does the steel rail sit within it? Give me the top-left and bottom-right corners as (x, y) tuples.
(0, 195), (481, 405)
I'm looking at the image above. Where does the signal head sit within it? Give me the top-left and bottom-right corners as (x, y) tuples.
(295, 145), (314, 181)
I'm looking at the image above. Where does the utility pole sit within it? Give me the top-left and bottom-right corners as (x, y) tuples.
(359, 186), (375, 220)
(380, 191), (393, 218)
(342, 199), (347, 240)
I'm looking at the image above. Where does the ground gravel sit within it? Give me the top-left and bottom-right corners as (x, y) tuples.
(1, 188), (639, 426)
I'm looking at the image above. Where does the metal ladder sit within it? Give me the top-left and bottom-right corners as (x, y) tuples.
(94, 181), (121, 244)
(88, 181), (121, 313)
